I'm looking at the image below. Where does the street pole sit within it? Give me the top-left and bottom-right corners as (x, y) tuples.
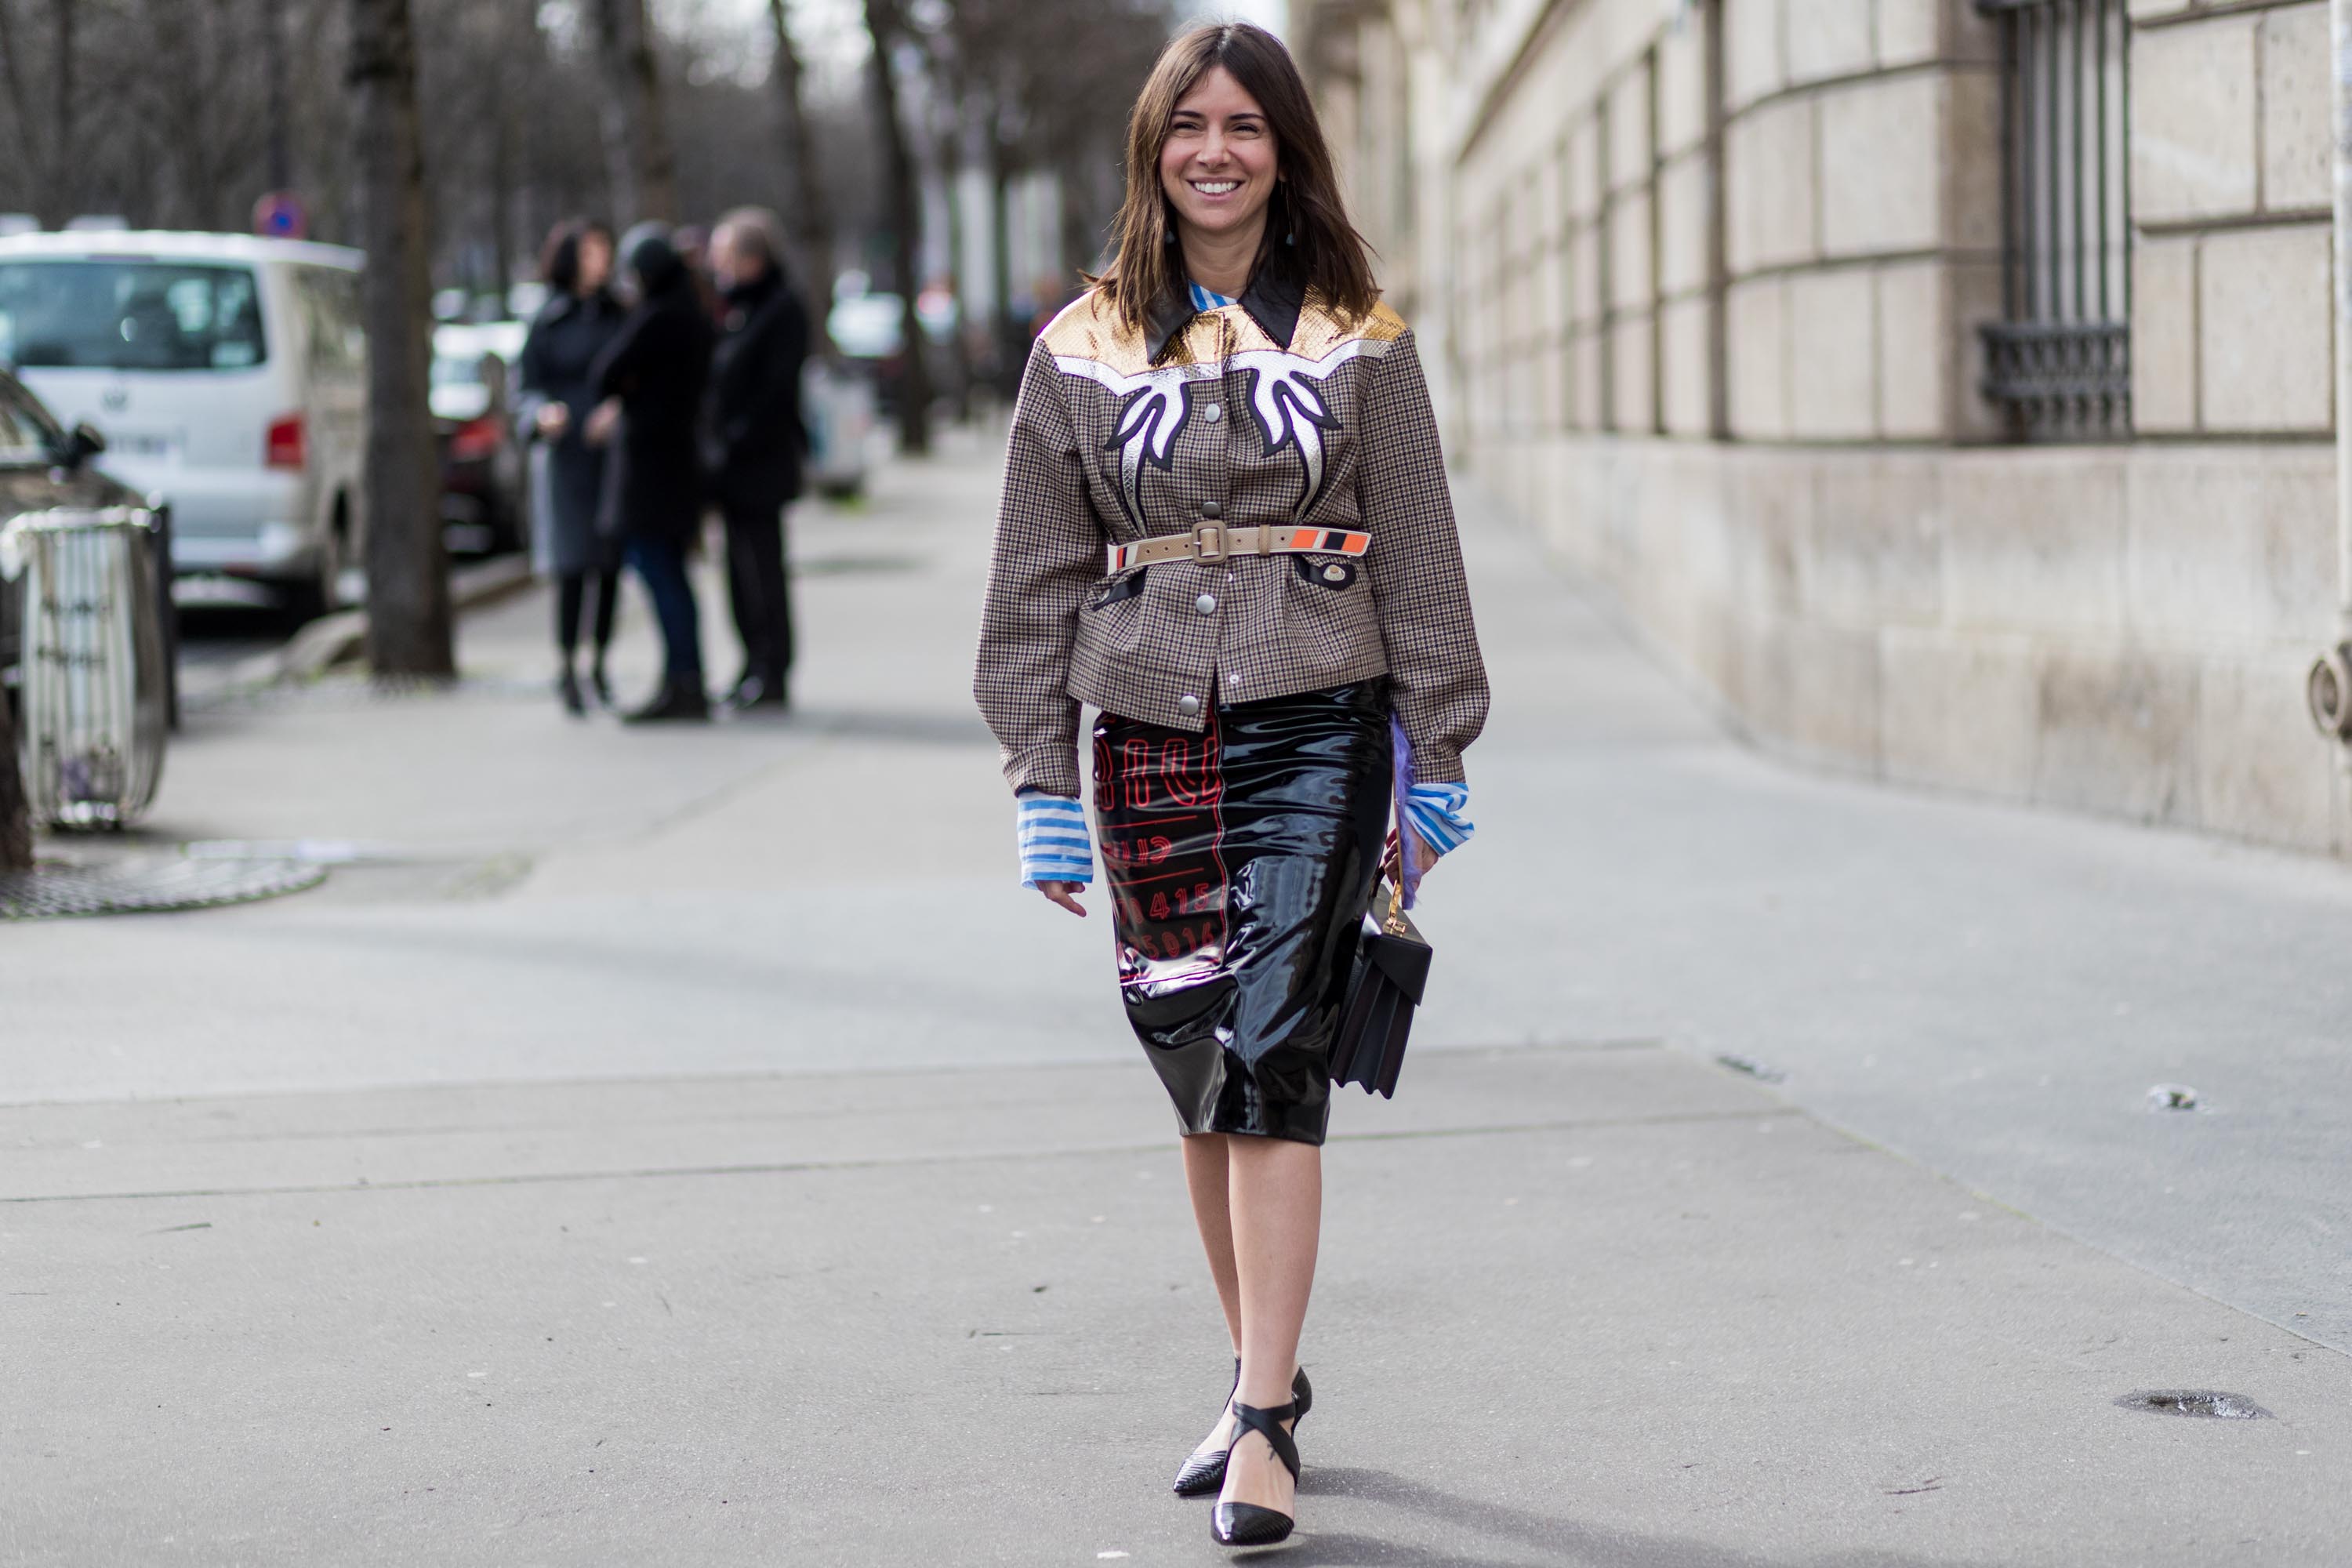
(2336, 0), (2352, 640)
(2308, 0), (2352, 744)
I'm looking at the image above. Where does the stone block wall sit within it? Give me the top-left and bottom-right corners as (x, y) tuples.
(2129, 0), (2336, 438)
(1720, 0), (2002, 443)
(1305, 0), (2350, 857)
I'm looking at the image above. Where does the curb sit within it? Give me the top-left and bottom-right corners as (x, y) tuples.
(220, 556), (539, 691)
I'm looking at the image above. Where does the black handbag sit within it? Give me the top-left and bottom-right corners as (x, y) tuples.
(1328, 874), (1432, 1098)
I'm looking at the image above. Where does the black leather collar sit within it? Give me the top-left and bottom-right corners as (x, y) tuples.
(1145, 254), (1306, 365)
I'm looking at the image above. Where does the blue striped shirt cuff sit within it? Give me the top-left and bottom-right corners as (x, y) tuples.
(1016, 793), (1094, 888)
(1403, 782), (1474, 858)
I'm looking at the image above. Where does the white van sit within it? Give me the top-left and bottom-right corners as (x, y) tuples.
(0, 231), (368, 619)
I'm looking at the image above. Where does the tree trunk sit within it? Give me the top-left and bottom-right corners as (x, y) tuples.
(261, 0), (290, 192)
(0, 7), (33, 198)
(940, 133), (972, 422)
(0, 695), (30, 873)
(591, 0), (677, 227)
(1057, 147), (1098, 282)
(766, 0), (837, 338)
(42, 0), (76, 227)
(864, 0), (931, 455)
(488, 0), (529, 308)
(348, 0), (452, 677)
(991, 143), (1018, 396)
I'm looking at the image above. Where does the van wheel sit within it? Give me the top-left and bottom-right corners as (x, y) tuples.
(281, 526), (344, 629)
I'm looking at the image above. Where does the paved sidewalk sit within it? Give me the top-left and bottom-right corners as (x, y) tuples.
(3, 430), (2348, 1564)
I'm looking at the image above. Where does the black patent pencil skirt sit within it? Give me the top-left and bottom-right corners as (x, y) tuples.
(1094, 680), (1392, 1145)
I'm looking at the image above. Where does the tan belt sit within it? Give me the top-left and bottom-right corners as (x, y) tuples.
(1106, 523), (1371, 573)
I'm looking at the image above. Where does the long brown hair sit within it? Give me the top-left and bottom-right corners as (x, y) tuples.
(1098, 22), (1377, 335)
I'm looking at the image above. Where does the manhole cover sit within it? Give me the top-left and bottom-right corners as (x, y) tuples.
(0, 856), (326, 919)
(2114, 1390), (2271, 1420)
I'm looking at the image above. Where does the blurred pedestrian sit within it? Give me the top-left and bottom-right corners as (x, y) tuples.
(589, 223), (716, 724)
(972, 22), (1486, 1550)
(704, 208), (811, 711)
(515, 218), (627, 716)
(670, 224), (724, 321)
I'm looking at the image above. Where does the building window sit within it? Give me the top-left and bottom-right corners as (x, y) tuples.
(1979, 0), (2130, 441)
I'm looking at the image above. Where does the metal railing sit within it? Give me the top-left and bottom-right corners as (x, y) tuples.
(1978, 0), (2132, 441)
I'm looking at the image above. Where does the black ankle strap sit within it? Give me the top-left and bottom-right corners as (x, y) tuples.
(1229, 1400), (1300, 1483)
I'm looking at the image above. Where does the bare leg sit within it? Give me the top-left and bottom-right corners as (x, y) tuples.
(1181, 1132), (1243, 1351)
(1221, 1134), (1322, 1516)
(1179, 1133), (1246, 1465)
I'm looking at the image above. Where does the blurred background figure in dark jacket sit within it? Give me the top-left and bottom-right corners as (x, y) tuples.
(670, 224), (724, 322)
(704, 208), (811, 712)
(515, 218), (626, 717)
(588, 223), (715, 724)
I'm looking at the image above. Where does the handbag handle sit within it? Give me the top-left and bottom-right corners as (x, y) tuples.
(1376, 849), (1411, 937)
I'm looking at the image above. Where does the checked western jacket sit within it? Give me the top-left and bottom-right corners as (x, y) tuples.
(975, 263), (1489, 800)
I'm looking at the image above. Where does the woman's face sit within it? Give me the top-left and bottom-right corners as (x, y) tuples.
(576, 232), (613, 295)
(1159, 66), (1279, 249)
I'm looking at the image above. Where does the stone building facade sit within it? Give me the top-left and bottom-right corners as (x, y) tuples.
(1297, 0), (2348, 855)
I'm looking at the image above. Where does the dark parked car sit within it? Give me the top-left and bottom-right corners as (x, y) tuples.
(431, 321), (527, 557)
(0, 365), (175, 731)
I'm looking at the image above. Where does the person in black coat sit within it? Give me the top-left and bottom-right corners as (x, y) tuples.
(589, 223), (717, 724)
(704, 209), (812, 710)
(514, 218), (626, 715)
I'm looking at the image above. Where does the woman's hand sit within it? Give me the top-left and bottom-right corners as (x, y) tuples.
(1384, 828), (1441, 883)
(1408, 830), (1440, 877)
(584, 397), (622, 446)
(1036, 880), (1087, 916)
(535, 401), (571, 440)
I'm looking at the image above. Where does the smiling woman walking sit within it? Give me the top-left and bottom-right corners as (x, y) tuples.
(973, 21), (1486, 1550)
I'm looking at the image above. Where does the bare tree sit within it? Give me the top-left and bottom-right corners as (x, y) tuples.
(864, 0), (931, 453)
(590, 0), (678, 227)
(485, 0), (535, 304)
(0, 0), (77, 227)
(348, 0), (452, 677)
(927, 0), (1171, 386)
(260, 0), (292, 191)
(766, 0), (837, 323)
(44, 0), (74, 226)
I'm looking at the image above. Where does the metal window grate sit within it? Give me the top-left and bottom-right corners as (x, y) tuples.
(1978, 0), (2131, 441)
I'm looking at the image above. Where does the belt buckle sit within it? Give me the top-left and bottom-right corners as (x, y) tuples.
(1192, 521), (1229, 564)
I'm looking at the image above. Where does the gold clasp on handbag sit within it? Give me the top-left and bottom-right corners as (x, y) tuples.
(1377, 853), (1411, 935)
(1382, 879), (1411, 936)
(1192, 521), (1229, 563)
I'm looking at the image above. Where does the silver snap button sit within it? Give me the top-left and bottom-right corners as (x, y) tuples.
(1323, 562), (1348, 583)
(1195, 593), (1218, 615)
(1203, 404), (1223, 423)
(1176, 694), (1202, 717)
